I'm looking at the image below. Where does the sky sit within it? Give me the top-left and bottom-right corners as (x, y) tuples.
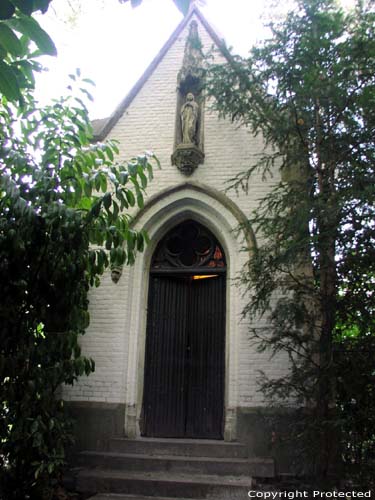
(34, 0), (354, 120)
(34, 0), (273, 119)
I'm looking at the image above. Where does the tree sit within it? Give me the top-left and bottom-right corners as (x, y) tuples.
(0, 0), (56, 101)
(0, 1), (165, 496)
(206, 0), (375, 486)
(0, 0), (177, 496)
(0, 70), (157, 498)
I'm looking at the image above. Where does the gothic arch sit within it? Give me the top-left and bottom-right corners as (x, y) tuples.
(132, 181), (256, 252)
(123, 184), (255, 441)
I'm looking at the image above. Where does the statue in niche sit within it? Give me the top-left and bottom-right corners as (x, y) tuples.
(181, 92), (199, 145)
(171, 20), (204, 175)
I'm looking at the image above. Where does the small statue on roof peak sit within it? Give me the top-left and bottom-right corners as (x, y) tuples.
(178, 19), (204, 87)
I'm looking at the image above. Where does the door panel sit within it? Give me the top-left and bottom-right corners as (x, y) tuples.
(142, 275), (225, 439)
(185, 276), (225, 438)
(142, 276), (189, 437)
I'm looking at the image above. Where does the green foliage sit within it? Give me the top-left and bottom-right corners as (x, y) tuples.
(0, 0), (56, 102)
(336, 335), (375, 487)
(0, 71), (156, 498)
(207, 0), (375, 485)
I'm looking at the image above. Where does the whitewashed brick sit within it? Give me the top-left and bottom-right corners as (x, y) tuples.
(63, 13), (288, 418)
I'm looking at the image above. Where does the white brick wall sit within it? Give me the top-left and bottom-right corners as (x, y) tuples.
(63, 13), (288, 415)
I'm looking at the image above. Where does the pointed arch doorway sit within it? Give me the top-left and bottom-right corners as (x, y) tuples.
(141, 220), (226, 439)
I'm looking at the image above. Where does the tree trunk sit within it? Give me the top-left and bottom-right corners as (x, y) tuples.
(316, 179), (337, 480)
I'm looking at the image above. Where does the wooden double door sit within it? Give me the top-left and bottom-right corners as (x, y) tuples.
(141, 273), (226, 439)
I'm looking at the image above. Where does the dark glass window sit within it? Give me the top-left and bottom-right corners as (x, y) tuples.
(151, 220), (226, 270)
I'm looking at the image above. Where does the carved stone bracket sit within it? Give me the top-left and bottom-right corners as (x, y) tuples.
(111, 265), (123, 283)
(171, 144), (205, 176)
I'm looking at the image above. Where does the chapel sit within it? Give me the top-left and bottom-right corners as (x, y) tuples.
(65, 4), (288, 494)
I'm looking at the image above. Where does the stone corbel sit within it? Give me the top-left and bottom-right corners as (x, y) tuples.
(111, 265), (123, 283)
(171, 143), (204, 176)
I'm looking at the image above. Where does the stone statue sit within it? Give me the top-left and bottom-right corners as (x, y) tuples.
(181, 92), (199, 145)
(179, 21), (203, 82)
(172, 20), (204, 175)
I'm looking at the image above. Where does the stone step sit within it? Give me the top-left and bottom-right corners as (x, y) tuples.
(76, 469), (253, 498)
(108, 438), (248, 459)
(78, 451), (274, 478)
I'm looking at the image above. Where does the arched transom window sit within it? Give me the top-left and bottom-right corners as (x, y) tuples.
(151, 220), (226, 272)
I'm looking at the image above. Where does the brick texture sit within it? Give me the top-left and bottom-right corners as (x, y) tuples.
(63, 13), (288, 411)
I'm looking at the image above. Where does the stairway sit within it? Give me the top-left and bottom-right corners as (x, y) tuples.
(74, 437), (275, 499)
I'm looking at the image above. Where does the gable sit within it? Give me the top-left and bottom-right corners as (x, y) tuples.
(92, 7), (229, 141)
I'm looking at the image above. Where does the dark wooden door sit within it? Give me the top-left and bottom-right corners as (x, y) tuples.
(142, 274), (225, 439)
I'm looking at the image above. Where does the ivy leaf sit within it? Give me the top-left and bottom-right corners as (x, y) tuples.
(82, 77), (95, 86)
(125, 190), (135, 207)
(136, 191), (144, 208)
(83, 182), (92, 198)
(100, 173), (107, 192)
(91, 201), (101, 218)
(33, 0), (51, 14)
(17, 59), (35, 85)
(0, 1), (15, 20)
(106, 145), (114, 162)
(11, 0), (35, 16)
(0, 60), (21, 100)
(80, 87), (93, 102)
(0, 22), (22, 55)
(137, 232), (144, 252)
(112, 201), (119, 219)
(103, 192), (111, 210)
(138, 170), (148, 189)
(8, 14), (57, 56)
